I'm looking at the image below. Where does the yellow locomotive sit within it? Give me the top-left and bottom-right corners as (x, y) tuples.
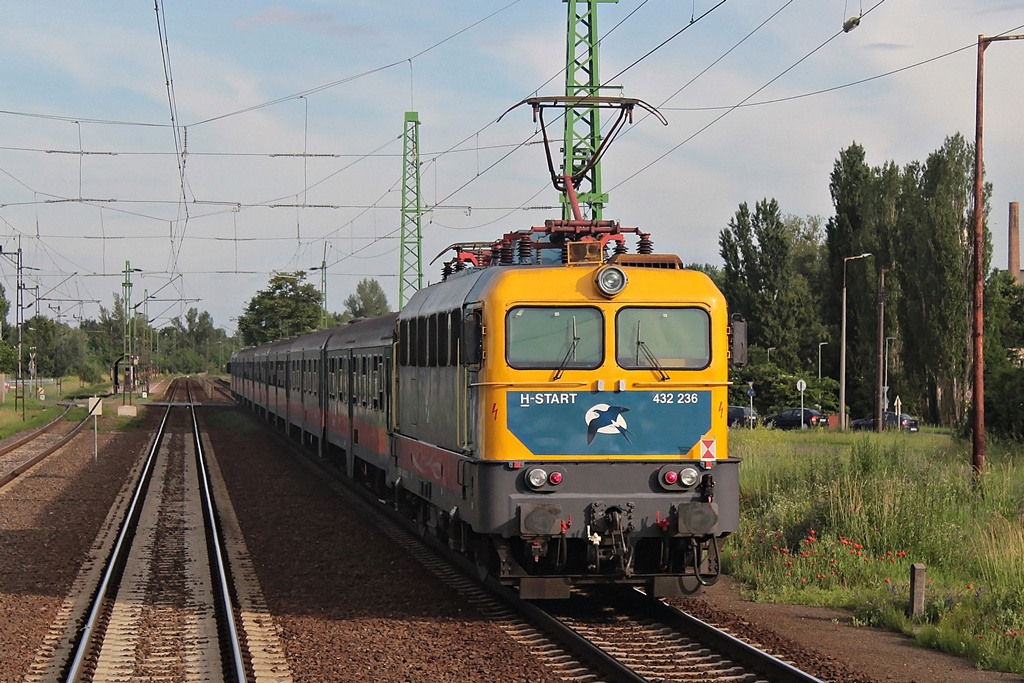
(393, 217), (744, 598)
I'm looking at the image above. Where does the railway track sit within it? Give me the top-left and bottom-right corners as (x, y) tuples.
(280, 431), (823, 683)
(0, 403), (81, 489)
(25, 378), (290, 683)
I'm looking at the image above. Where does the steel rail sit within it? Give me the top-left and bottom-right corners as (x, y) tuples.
(0, 402), (74, 457)
(625, 588), (824, 683)
(64, 394), (174, 682)
(0, 404), (81, 488)
(187, 382), (247, 682)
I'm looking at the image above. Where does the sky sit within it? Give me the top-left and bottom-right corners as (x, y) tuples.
(1, 1), (1022, 335)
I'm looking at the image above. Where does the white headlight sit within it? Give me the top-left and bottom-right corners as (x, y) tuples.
(596, 266), (627, 297)
(678, 466), (700, 488)
(526, 468), (549, 489)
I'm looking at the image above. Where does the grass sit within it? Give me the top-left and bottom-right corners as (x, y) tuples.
(0, 377), (151, 437)
(724, 427), (1024, 673)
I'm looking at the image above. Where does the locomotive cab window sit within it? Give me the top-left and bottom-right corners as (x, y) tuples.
(506, 306), (603, 369)
(616, 307), (710, 370)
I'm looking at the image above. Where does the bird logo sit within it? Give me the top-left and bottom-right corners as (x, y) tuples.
(585, 404), (632, 445)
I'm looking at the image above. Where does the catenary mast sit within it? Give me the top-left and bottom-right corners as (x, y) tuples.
(562, 0), (615, 220)
(399, 111), (422, 308)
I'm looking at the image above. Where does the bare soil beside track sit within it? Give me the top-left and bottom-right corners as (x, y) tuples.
(683, 579), (1021, 683)
(2, 403), (1020, 682)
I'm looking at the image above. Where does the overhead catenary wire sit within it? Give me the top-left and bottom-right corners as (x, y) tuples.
(153, 0), (191, 284)
(0, 2), (1016, 324)
(609, 0), (892, 193)
(3, 1), (529, 319)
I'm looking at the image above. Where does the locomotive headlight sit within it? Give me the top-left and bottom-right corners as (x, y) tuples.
(595, 265), (627, 297)
(678, 466), (700, 488)
(526, 468), (549, 490)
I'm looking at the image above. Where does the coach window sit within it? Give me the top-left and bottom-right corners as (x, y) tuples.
(363, 355), (371, 407)
(416, 317), (428, 367)
(433, 313), (447, 366)
(506, 306), (603, 369)
(372, 355), (381, 410)
(328, 358), (335, 400)
(401, 321), (413, 368)
(427, 314), (438, 366)
(398, 320), (410, 366)
(616, 307), (710, 370)
(336, 357), (343, 401)
(448, 309), (461, 365)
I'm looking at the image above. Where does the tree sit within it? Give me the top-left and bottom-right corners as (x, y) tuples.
(341, 278), (390, 321)
(0, 283), (14, 374)
(895, 134), (984, 425)
(53, 327), (89, 380)
(719, 199), (821, 372)
(237, 272), (323, 346)
(825, 143), (879, 417)
(981, 270), (1024, 438)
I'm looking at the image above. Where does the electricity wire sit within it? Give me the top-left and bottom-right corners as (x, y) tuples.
(609, 0), (892, 192)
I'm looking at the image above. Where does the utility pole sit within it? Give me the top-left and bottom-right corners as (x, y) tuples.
(972, 32), (1024, 476)
(875, 268), (887, 433)
(399, 111), (422, 308)
(319, 242), (327, 328)
(122, 262), (141, 402)
(0, 242), (26, 420)
(562, 0), (615, 220)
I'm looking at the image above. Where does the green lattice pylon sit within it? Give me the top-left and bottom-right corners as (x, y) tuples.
(562, 0), (615, 220)
(399, 111), (422, 308)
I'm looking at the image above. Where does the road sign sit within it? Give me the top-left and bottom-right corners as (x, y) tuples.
(797, 379), (807, 428)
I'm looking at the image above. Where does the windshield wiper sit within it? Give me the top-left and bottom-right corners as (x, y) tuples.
(636, 321), (670, 381)
(553, 316), (580, 380)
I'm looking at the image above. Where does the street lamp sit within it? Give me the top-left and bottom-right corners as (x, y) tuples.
(840, 252), (872, 430)
(818, 341), (828, 379)
(767, 347), (776, 364)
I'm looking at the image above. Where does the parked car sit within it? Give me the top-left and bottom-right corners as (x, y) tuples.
(762, 407), (826, 430)
(728, 405), (758, 428)
(850, 411), (920, 432)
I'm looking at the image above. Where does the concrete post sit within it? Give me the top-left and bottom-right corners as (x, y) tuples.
(909, 563), (926, 618)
